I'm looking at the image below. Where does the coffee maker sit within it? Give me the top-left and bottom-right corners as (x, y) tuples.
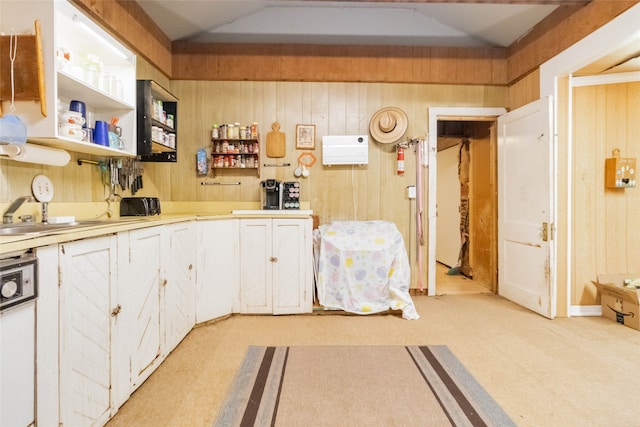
(260, 179), (282, 210)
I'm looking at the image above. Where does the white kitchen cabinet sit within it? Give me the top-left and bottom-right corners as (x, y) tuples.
(239, 218), (313, 314)
(163, 222), (197, 353)
(58, 235), (126, 427)
(119, 223), (197, 391)
(0, 0), (136, 157)
(35, 245), (60, 426)
(23, 217), (311, 427)
(196, 219), (239, 322)
(119, 226), (164, 391)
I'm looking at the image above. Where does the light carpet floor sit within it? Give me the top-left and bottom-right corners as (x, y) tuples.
(106, 293), (640, 427)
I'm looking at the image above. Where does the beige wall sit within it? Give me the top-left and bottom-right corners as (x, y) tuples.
(571, 81), (640, 306)
(3, 0), (637, 301)
(138, 79), (506, 290)
(2, 60), (506, 289)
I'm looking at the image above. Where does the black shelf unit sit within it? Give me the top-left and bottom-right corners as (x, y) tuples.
(136, 80), (178, 162)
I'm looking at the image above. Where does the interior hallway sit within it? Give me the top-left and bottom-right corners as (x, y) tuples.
(106, 277), (640, 427)
(434, 261), (490, 295)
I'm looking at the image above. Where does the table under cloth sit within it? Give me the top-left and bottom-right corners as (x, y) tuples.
(316, 220), (419, 320)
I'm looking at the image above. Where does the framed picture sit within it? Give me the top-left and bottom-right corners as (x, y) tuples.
(296, 124), (316, 150)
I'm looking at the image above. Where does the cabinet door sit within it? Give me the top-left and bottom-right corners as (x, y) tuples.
(273, 218), (313, 314)
(35, 245), (60, 426)
(58, 236), (117, 427)
(196, 219), (239, 322)
(164, 222), (196, 352)
(239, 219), (272, 313)
(126, 227), (163, 390)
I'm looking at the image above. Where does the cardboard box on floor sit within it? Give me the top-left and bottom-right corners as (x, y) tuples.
(592, 274), (640, 331)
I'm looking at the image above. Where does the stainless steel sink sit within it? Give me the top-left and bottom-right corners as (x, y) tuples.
(0, 220), (109, 236)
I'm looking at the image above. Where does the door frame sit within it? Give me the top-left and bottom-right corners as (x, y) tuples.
(426, 107), (507, 296)
(539, 3), (640, 316)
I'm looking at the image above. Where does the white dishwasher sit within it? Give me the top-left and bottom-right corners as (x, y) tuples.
(0, 253), (37, 426)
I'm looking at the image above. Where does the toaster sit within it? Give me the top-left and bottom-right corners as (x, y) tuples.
(120, 197), (161, 216)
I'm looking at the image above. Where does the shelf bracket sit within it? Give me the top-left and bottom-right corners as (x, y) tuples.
(201, 181), (241, 186)
(77, 159), (100, 166)
(263, 163), (291, 167)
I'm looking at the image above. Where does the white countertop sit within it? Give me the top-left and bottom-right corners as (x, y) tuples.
(1, 211), (314, 255)
(232, 210), (313, 215)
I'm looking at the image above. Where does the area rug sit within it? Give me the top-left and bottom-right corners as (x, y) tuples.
(214, 345), (515, 427)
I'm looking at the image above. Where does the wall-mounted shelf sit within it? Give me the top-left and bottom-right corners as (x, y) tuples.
(211, 138), (260, 177)
(137, 80), (178, 162)
(0, 0), (137, 158)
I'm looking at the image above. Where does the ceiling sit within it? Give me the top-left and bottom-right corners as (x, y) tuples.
(135, 0), (640, 75)
(136, 0), (560, 48)
(574, 39), (640, 76)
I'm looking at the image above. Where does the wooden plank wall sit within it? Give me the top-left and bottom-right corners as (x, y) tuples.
(572, 82), (640, 305)
(172, 43), (507, 85)
(469, 122), (497, 292)
(507, 70), (541, 111)
(3, 0), (636, 296)
(131, 78), (506, 288)
(506, 1), (638, 83)
(68, 0), (637, 88)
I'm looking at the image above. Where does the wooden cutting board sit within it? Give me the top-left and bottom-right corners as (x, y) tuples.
(266, 122), (286, 158)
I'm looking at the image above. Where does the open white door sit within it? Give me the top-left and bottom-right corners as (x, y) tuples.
(436, 145), (461, 267)
(497, 97), (556, 319)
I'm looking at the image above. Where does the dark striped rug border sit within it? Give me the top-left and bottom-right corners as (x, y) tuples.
(214, 345), (515, 427)
(407, 345), (515, 427)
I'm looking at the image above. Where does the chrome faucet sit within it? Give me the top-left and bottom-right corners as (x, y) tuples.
(3, 196), (35, 224)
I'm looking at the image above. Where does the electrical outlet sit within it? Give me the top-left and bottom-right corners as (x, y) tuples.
(407, 185), (416, 199)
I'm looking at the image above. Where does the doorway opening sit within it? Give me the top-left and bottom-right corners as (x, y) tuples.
(435, 119), (497, 295)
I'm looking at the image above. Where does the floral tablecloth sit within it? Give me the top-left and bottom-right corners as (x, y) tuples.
(316, 221), (419, 320)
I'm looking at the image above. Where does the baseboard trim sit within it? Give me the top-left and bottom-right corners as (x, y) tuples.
(569, 305), (602, 317)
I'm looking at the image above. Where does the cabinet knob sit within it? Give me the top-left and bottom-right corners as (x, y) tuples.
(269, 256), (278, 262)
(111, 304), (122, 317)
(188, 264), (193, 270)
(162, 279), (168, 286)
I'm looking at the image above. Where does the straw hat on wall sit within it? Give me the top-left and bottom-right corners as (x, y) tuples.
(369, 107), (408, 144)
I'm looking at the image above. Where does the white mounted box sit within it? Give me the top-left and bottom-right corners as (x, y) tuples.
(322, 135), (369, 165)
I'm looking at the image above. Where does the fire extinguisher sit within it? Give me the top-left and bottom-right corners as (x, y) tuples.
(397, 146), (405, 175)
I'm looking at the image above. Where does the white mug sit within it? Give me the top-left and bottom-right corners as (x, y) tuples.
(59, 111), (85, 126)
(59, 125), (87, 140)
